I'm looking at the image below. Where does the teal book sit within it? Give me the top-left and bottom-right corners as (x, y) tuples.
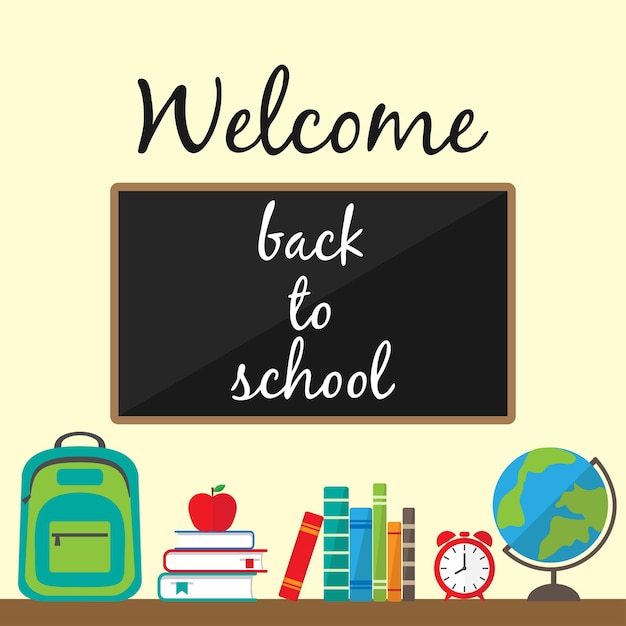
(158, 573), (256, 601)
(323, 486), (349, 601)
(349, 507), (372, 602)
(372, 483), (387, 601)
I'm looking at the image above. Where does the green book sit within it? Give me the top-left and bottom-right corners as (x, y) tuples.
(372, 483), (387, 602)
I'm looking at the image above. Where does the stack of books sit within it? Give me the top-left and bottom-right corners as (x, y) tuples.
(158, 530), (267, 602)
(323, 484), (415, 602)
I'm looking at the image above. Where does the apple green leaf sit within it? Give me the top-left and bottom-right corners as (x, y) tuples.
(214, 484), (226, 493)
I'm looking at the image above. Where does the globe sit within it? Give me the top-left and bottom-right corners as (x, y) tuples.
(493, 447), (616, 601)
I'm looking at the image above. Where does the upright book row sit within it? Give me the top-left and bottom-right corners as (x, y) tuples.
(323, 485), (416, 602)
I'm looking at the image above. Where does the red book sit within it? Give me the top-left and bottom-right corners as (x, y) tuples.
(279, 512), (324, 601)
(163, 549), (267, 572)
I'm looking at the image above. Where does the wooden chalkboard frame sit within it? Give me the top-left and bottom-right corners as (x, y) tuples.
(111, 183), (515, 424)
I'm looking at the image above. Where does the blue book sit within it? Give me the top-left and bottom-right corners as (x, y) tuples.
(174, 530), (255, 550)
(349, 507), (372, 602)
(323, 486), (349, 601)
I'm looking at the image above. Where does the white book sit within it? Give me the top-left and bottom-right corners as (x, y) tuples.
(175, 530), (255, 550)
(158, 573), (256, 601)
(163, 548), (267, 572)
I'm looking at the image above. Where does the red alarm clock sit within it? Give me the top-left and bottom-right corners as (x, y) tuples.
(434, 531), (495, 600)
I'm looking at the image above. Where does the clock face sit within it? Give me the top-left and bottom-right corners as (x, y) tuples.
(436, 540), (493, 596)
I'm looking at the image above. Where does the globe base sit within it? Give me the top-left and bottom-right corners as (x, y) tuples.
(528, 583), (580, 602)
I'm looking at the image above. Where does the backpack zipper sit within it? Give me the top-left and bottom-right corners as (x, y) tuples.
(52, 532), (109, 546)
(22, 456), (131, 503)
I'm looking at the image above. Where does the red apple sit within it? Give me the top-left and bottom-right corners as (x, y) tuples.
(188, 484), (237, 532)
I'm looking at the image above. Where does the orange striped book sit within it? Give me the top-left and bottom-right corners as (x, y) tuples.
(279, 512), (324, 601)
(387, 521), (402, 602)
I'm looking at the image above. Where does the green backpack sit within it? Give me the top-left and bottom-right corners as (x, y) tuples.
(18, 432), (141, 601)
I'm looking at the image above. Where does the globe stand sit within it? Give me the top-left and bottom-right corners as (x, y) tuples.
(527, 570), (580, 601)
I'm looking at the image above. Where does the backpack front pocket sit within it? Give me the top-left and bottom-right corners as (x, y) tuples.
(35, 492), (125, 588)
(49, 521), (111, 573)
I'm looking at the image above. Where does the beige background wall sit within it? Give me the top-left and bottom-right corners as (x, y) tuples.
(1, 1), (624, 603)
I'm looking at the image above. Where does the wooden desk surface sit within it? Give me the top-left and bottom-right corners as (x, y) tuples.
(0, 599), (624, 626)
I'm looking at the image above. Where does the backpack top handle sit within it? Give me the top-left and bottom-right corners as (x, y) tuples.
(54, 432), (106, 449)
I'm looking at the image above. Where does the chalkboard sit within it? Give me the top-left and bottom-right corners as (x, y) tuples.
(111, 183), (515, 423)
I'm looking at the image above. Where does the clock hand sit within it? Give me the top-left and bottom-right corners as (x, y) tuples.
(454, 554), (467, 575)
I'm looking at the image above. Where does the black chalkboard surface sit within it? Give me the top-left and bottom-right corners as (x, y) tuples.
(111, 184), (514, 423)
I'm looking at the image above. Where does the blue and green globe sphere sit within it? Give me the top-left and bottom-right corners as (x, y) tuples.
(493, 448), (608, 563)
